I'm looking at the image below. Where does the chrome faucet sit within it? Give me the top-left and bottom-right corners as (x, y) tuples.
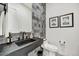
(22, 32), (26, 40)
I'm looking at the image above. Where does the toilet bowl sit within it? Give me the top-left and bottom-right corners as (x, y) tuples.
(41, 40), (58, 56)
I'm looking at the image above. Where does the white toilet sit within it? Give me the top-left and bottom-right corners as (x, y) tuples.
(41, 40), (58, 56)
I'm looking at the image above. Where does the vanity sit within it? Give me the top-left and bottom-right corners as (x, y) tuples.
(0, 3), (44, 56)
(0, 38), (43, 56)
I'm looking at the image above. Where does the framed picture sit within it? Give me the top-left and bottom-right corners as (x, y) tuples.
(60, 13), (74, 28)
(49, 16), (59, 28)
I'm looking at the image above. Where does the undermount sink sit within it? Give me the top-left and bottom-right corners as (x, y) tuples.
(15, 39), (36, 46)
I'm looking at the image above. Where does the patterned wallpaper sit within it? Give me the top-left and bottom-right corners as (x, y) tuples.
(32, 3), (46, 39)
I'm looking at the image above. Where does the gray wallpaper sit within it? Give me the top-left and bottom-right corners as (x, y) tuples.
(32, 3), (46, 39)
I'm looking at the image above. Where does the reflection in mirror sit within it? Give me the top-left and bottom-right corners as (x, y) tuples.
(0, 3), (8, 36)
(0, 3), (4, 35)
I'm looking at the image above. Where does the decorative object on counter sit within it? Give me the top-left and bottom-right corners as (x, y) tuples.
(49, 16), (59, 28)
(6, 32), (12, 44)
(30, 32), (33, 38)
(60, 13), (74, 28)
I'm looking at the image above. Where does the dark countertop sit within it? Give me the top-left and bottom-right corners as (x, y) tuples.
(0, 38), (43, 56)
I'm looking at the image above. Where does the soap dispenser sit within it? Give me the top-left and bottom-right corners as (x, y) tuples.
(30, 32), (33, 38)
(7, 32), (12, 44)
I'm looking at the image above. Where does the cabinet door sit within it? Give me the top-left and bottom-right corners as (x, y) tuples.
(43, 49), (49, 56)
(28, 47), (41, 56)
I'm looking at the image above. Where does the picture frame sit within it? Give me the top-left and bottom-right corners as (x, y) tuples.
(60, 13), (74, 28)
(49, 16), (59, 28)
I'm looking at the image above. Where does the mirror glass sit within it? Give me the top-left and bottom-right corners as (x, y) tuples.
(8, 3), (32, 33)
(0, 3), (8, 36)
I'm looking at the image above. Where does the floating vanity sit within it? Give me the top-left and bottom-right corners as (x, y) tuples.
(0, 38), (43, 56)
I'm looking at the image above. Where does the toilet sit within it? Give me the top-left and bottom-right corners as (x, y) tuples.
(41, 40), (58, 56)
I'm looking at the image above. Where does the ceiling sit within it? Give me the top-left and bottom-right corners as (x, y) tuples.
(21, 3), (32, 11)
